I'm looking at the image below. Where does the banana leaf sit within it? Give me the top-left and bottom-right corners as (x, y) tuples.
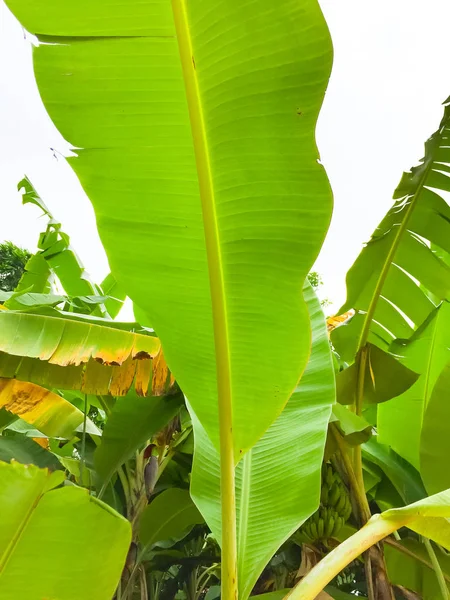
(0, 309), (161, 396)
(333, 99), (450, 362)
(5, 0), (334, 460)
(378, 302), (450, 469)
(0, 461), (130, 600)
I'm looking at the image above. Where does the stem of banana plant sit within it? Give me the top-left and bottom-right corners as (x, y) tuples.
(354, 346), (389, 600)
(331, 424), (371, 523)
(284, 515), (405, 600)
(354, 345), (368, 503)
(332, 424), (380, 599)
(172, 1), (238, 599)
(424, 538), (450, 600)
(79, 393), (88, 488)
(365, 555), (375, 600)
(140, 564), (148, 600)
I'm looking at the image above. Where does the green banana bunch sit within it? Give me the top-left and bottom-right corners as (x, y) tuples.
(296, 463), (352, 543)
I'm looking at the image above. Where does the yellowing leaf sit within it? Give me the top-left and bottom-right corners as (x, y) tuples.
(32, 437), (49, 449)
(0, 311), (164, 396)
(326, 310), (354, 333)
(0, 311), (160, 366)
(152, 348), (176, 397)
(0, 378), (99, 438)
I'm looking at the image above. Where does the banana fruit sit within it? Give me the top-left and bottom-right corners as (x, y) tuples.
(297, 463), (352, 543)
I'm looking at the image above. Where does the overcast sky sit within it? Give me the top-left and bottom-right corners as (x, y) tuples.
(1, 0), (450, 312)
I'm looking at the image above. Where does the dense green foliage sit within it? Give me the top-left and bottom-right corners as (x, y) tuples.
(0, 241), (31, 291)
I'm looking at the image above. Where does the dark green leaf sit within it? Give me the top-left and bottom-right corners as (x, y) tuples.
(362, 438), (426, 505)
(336, 343), (418, 406)
(94, 391), (183, 483)
(139, 488), (203, 550)
(385, 538), (450, 599)
(0, 435), (62, 470)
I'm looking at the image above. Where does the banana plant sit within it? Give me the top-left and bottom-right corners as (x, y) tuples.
(4, 1), (334, 598)
(324, 96), (450, 597)
(333, 97), (450, 360)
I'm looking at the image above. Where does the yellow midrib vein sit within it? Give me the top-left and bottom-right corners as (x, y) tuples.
(171, 2), (237, 599)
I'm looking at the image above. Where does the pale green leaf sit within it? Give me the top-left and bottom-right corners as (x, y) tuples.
(0, 310), (160, 365)
(378, 302), (450, 469)
(382, 489), (450, 549)
(0, 461), (131, 600)
(100, 272), (126, 319)
(0, 309), (160, 397)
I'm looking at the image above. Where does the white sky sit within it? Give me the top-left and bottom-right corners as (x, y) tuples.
(1, 0), (450, 312)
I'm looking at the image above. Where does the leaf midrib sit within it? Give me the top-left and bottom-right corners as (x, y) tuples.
(171, 3), (237, 595)
(0, 476), (45, 576)
(170, 1), (232, 431)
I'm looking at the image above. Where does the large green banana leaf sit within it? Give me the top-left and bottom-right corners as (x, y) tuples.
(5, 0), (333, 457)
(333, 99), (450, 361)
(0, 461), (131, 600)
(378, 302), (450, 469)
(189, 283), (335, 599)
(420, 361), (450, 494)
(0, 309), (160, 396)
